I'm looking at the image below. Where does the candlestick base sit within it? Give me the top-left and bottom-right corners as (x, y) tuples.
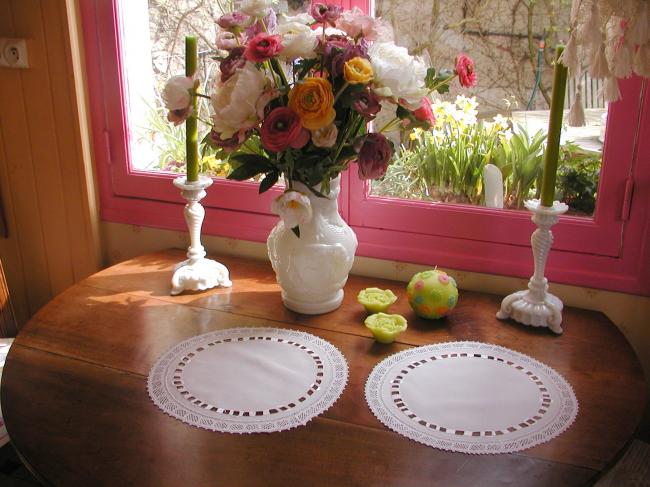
(496, 199), (568, 334)
(171, 257), (232, 296)
(496, 288), (565, 334)
(170, 176), (232, 296)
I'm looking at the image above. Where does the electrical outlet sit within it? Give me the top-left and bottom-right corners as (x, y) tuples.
(0, 39), (29, 69)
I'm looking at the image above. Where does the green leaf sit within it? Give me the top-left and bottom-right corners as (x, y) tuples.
(227, 163), (266, 181)
(200, 132), (217, 157)
(229, 153), (273, 168)
(427, 68), (454, 94)
(424, 67), (437, 90)
(336, 145), (357, 162)
(396, 105), (412, 119)
(227, 154), (274, 181)
(259, 171), (279, 193)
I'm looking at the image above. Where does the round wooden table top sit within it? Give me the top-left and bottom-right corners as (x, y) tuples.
(2, 250), (645, 486)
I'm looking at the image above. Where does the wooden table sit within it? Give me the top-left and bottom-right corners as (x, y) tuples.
(2, 250), (645, 486)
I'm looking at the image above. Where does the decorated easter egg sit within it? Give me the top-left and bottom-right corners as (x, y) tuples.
(406, 269), (458, 319)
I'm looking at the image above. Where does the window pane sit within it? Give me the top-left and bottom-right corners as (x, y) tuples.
(371, 0), (604, 217)
(120, 0), (233, 178)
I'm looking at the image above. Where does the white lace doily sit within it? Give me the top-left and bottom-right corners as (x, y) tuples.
(148, 327), (348, 433)
(365, 341), (578, 454)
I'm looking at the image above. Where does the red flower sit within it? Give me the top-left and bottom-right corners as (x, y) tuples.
(413, 97), (435, 126)
(260, 108), (309, 152)
(244, 33), (283, 63)
(219, 47), (246, 83)
(455, 54), (477, 88)
(352, 89), (381, 121)
(167, 107), (192, 126)
(355, 133), (393, 180)
(209, 129), (249, 153)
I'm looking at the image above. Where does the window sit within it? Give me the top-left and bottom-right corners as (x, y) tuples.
(80, 0), (650, 295)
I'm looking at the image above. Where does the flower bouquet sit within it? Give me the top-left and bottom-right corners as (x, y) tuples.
(163, 0), (475, 235)
(163, 0), (475, 313)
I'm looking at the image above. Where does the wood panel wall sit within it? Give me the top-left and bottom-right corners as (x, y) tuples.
(0, 0), (100, 330)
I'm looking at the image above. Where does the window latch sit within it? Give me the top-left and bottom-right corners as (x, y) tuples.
(620, 176), (635, 222)
(104, 129), (113, 164)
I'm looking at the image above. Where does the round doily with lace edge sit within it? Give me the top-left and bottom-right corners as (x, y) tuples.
(148, 327), (348, 434)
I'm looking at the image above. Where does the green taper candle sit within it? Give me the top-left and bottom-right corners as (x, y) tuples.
(185, 36), (199, 182)
(540, 45), (568, 207)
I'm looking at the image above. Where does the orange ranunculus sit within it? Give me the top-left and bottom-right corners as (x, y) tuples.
(344, 57), (373, 84)
(287, 77), (336, 130)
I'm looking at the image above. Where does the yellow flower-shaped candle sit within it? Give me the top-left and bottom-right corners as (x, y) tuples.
(357, 287), (397, 313)
(365, 313), (408, 344)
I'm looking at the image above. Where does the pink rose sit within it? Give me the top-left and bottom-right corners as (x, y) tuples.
(310, 3), (341, 26)
(455, 54), (477, 88)
(413, 97), (435, 126)
(336, 7), (390, 41)
(354, 133), (393, 180)
(244, 33), (283, 63)
(260, 108), (309, 152)
(216, 30), (241, 51)
(352, 89), (382, 121)
(217, 12), (251, 30)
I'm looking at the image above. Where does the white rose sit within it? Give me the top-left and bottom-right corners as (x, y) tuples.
(271, 190), (313, 228)
(211, 62), (269, 139)
(162, 75), (194, 111)
(368, 42), (427, 108)
(279, 13), (312, 25)
(240, 0), (276, 18)
(311, 123), (338, 148)
(277, 20), (318, 60)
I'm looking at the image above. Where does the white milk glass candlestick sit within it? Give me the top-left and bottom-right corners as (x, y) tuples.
(497, 199), (568, 334)
(171, 176), (232, 295)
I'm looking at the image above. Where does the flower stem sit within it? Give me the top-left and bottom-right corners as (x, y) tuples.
(378, 116), (400, 133)
(427, 74), (457, 95)
(270, 58), (290, 88)
(265, 60), (280, 88)
(333, 81), (350, 104)
(332, 113), (363, 163)
(320, 24), (326, 76)
(197, 116), (213, 126)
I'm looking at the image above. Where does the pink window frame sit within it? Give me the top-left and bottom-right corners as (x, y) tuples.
(80, 0), (650, 295)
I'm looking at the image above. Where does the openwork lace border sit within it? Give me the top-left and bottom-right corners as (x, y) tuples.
(148, 327), (348, 434)
(365, 341), (578, 454)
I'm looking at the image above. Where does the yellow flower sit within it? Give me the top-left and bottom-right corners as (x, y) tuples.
(491, 114), (510, 132)
(409, 127), (423, 141)
(343, 57), (373, 85)
(288, 77), (336, 130)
